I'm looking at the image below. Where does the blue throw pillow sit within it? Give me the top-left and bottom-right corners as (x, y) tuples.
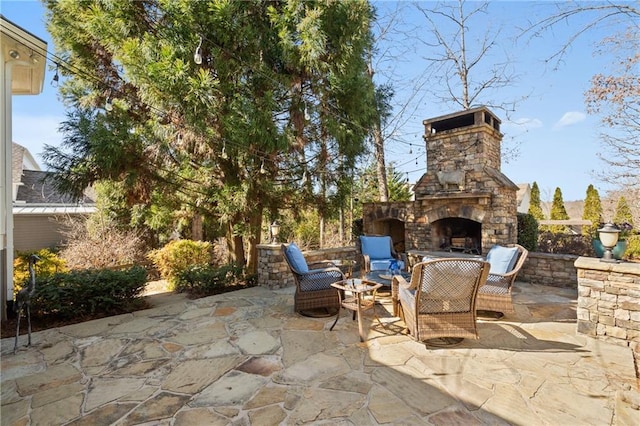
(361, 236), (392, 260)
(286, 242), (309, 273)
(486, 245), (519, 274)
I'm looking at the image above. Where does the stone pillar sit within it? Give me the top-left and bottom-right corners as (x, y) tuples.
(257, 244), (294, 289)
(575, 257), (640, 361)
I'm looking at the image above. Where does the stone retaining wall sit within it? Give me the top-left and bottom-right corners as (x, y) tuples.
(519, 252), (579, 288)
(257, 245), (580, 290)
(575, 257), (640, 358)
(257, 244), (356, 290)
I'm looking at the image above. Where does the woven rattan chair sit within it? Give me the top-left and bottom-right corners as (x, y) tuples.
(476, 244), (528, 316)
(395, 258), (490, 344)
(281, 243), (344, 315)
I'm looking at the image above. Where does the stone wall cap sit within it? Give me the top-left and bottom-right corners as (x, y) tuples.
(574, 256), (640, 275)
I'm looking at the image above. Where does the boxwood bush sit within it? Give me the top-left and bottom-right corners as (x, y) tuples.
(175, 263), (254, 298)
(147, 240), (212, 287)
(31, 266), (148, 319)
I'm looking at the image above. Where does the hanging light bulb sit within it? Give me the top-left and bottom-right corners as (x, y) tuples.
(194, 35), (203, 65)
(304, 105), (310, 121)
(221, 142), (228, 159)
(105, 91), (113, 112)
(51, 63), (59, 87)
(259, 160), (266, 174)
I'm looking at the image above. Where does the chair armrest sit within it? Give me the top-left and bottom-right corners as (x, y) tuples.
(308, 261), (338, 270)
(392, 274), (413, 290)
(360, 254), (371, 273)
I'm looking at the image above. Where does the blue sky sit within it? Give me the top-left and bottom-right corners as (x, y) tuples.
(2, 1), (632, 201)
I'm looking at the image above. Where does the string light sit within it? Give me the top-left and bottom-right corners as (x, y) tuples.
(221, 142), (228, 159)
(104, 91), (113, 111)
(193, 35), (203, 65)
(260, 160), (266, 174)
(304, 106), (310, 121)
(51, 63), (59, 87)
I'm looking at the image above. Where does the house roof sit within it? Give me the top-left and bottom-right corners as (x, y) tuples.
(15, 170), (95, 205)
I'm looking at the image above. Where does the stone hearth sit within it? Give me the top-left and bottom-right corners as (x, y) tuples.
(363, 106), (519, 255)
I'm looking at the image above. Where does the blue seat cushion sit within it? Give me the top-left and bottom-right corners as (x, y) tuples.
(361, 236), (392, 260)
(371, 259), (393, 271)
(486, 245), (519, 274)
(285, 242), (309, 273)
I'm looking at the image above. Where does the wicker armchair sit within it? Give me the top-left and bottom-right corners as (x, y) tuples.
(394, 258), (490, 343)
(281, 243), (344, 315)
(476, 244), (528, 316)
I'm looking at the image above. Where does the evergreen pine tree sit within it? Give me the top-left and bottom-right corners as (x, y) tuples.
(613, 196), (634, 238)
(528, 182), (545, 221)
(582, 184), (602, 237)
(550, 187), (570, 233)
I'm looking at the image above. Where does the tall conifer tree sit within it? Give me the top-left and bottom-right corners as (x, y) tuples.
(582, 184), (603, 237)
(528, 182), (545, 221)
(550, 187), (570, 233)
(613, 196), (634, 229)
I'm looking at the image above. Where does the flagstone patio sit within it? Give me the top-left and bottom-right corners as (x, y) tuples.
(1, 282), (638, 425)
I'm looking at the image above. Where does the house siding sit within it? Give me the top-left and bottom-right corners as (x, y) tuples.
(13, 215), (71, 251)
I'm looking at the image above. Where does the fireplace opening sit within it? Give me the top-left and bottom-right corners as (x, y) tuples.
(370, 218), (406, 254)
(432, 218), (481, 255)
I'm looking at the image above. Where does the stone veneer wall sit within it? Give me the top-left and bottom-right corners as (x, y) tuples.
(257, 244), (357, 290)
(574, 257), (640, 357)
(519, 252), (578, 288)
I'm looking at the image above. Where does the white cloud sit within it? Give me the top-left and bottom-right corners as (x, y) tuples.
(553, 111), (586, 129)
(502, 118), (543, 136)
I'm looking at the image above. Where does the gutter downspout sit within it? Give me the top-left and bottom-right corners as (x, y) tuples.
(1, 57), (15, 322)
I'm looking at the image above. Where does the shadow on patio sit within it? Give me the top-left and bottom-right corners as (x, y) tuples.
(1, 282), (638, 425)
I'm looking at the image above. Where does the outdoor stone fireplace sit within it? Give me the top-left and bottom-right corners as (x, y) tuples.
(363, 106), (519, 255)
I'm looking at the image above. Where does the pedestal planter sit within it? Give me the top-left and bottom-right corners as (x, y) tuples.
(592, 238), (628, 260)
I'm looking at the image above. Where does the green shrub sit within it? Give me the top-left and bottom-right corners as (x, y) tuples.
(31, 266), (147, 319)
(147, 240), (212, 285)
(13, 249), (67, 292)
(175, 263), (251, 297)
(624, 235), (640, 260)
(517, 213), (538, 252)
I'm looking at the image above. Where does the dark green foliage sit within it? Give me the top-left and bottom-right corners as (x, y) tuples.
(537, 231), (594, 256)
(175, 263), (251, 298)
(528, 182), (545, 222)
(582, 184), (603, 237)
(517, 213), (539, 251)
(31, 266), (148, 319)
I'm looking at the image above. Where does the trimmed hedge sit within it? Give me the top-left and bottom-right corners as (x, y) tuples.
(31, 266), (148, 319)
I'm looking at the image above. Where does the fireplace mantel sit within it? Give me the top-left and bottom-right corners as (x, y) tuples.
(419, 192), (492, 202)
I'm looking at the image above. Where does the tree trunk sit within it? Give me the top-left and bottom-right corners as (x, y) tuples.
(373, 121), (389, 202)
(191, 214), (203, 241)
(226, 221), (246, 267)
(245, 207), (263, 274)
